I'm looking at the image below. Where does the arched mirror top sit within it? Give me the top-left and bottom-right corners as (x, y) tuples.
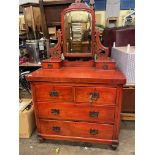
(61, 3), (95, 57)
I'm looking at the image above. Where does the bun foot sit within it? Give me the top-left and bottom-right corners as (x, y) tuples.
(110, 144), (118, 150)
(38, 136), (44, 143)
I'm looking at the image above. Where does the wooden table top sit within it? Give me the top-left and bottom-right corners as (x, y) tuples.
(26, 67), (126, 84)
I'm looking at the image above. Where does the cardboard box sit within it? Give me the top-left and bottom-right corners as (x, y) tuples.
(19, 99), (36, 138)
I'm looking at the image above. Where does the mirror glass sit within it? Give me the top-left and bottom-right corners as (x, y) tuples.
(64, 10), (92, 54)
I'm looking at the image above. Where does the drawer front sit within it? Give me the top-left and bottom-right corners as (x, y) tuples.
(75, 87), (116, 105)
(35, 84), (73, 102)
(39, 119), (114, 140)
(37, 103), (115, 123)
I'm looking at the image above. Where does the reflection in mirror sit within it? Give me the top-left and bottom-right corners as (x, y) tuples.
(64, 11), (92, 54)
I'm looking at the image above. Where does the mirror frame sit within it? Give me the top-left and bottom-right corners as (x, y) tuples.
(61, 3), (95, 57)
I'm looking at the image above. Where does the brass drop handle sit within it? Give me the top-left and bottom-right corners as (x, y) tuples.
(52, 126), (61, 133)
(89, 93), (93, 103)
(49, 90), (59, 97)
(90, 129), (99, 135)
(51, 109), (60, 115)
(89, 92), (99, 103)
(89, 111), (99, 118)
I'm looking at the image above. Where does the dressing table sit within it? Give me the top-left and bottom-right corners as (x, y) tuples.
(26, 2), (126, 150)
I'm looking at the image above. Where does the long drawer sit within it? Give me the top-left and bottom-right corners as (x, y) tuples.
(37, 102), (115, 123)
(75, 87), (117, 105)
(34, 84), (73, 102)
(39, 119), (114, 140)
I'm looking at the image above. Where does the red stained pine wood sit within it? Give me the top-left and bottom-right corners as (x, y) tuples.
(26, 2), (126, 148)
(37, 102), (115, 123)
(75, 87), (117, 104)
(39, 119), (114, 140)
(34, 84), (74, 102)
(27, 67), (126, 84)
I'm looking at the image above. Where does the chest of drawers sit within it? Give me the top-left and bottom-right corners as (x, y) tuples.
(26, 67), (126, 149)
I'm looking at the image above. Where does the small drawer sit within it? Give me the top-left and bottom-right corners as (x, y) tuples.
(34, 84), (73, 102)
(39, 119), (114, 140)
(37, 102), (115, 123)
(75, 87), (117, 105)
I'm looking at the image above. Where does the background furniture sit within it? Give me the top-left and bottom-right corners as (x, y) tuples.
(111, 46), (135, 118)
(19, 14), (26, 33)
(39, 0), (75, 39)
(122, 85), (135, 113)
(121, 85), (135, 120)
(21, 3), (43, 39)
(102, 26), (135, 56)
(103, 27), (135, 119)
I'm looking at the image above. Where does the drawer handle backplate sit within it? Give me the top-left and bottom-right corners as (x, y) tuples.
(89, 111), (99, 118)
(103, 63), (108, 70)
(48, 64), (53, 68)
(90, 129), (99, 135)
(51, 109), (60, 115)
(52, 126), (61, 132)
(49, 90), (59, 97)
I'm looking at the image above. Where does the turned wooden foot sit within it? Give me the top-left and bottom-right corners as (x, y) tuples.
(110, 144), (118, 150)
(38, 135), (45, 143)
